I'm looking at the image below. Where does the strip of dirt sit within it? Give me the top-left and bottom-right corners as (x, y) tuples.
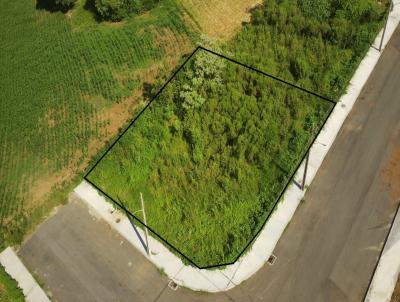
(392, 275), (400, 302)
(381, 146), (400, 201)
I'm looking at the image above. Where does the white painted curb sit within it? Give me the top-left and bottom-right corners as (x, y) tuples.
(365, 206), (400, 302)
(76, 3), (400, 292)
(0, 247), (50, 302)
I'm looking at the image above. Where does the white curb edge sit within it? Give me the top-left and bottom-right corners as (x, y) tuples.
(365, 205), (400, 302)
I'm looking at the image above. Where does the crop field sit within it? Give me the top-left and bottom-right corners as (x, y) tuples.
(0, 0), (195, 248)
(86, 48), (335, 267)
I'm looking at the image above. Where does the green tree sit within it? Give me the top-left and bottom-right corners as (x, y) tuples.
(55, 0), (76, 7)
(178, 50), (225, 112)
(94, 0), (144, 21)
(38, 0), (76, 12)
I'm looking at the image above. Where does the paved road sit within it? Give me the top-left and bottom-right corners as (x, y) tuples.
(19, 195), (170, 302)
(20, 27), (400, 302)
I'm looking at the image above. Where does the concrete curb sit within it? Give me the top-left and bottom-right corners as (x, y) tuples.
(0, 247), (50, 302)
(75, 3), (400, 292)
(365, 204), (400, 302)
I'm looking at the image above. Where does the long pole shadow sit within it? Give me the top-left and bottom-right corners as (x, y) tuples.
(273, 159), (302, 190)
(117, 196), (149, 255)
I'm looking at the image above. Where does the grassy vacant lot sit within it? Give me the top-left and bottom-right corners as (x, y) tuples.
(87, 49), (334, 267)
(228, 0), (389, 100)
(0, 266), (24, 302)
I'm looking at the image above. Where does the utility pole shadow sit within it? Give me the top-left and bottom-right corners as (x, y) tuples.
(117, 196), (149, 255)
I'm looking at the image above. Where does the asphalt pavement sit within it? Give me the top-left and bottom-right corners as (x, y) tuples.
(19, 26), (400, 302)
(19, 194), (170, 302)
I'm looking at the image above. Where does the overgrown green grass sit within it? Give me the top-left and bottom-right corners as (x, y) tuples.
(227, 0), (388, 99)
(0, 265), (24, 302)
(87, 49), (334, 267)
(87, 0), (388, 267)
(0, 0), (194, 249)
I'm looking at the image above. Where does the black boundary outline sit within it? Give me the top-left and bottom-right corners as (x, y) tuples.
(84, 46), (337, 269)
(362, 201), (400, 301)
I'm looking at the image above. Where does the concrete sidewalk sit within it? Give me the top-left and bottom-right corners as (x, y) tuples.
(0, 247), (50, 302)
(365, 204), (400, 302)
(76, 2), (400, 292)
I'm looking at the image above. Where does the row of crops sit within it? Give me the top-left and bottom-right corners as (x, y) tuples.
(0, 0), (194, 248)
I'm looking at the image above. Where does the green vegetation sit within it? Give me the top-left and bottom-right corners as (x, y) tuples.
(36, 0), (77, 12)
(55, 0), (77, 9)
(0, 0), (388, 272)
(0, 266), (24, 302)
(0, 0), (193, 250)
(87, 0), (388, 267)
(228, 0), (388, 99)
(94, 0), (160, 21)
(87, 49), (334, 267)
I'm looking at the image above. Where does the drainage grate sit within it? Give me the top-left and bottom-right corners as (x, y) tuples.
(168, 280), (179, 291)
(267, 254), (277, 265)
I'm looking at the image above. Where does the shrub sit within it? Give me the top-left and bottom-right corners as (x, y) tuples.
(36, 0), (77, 12)
(94, 0), (143, 21)
(55, 0), (76, 8)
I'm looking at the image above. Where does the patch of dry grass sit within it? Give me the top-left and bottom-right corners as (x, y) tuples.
(178, 0), (262, 40)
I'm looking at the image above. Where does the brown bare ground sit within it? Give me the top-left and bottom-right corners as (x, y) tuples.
(392, 275), (400, 302)
(28, 95), (138, 210)
(381, 146), (400, 201)
(178, 0), (262, 40)
(27, 103), (132, 214)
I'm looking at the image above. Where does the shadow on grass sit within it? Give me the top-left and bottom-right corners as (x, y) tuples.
(36, 0), (73, 13)
(83, 0), (102, 22)
(36, 0), (101, 21)
(273, 159), (302, 189)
